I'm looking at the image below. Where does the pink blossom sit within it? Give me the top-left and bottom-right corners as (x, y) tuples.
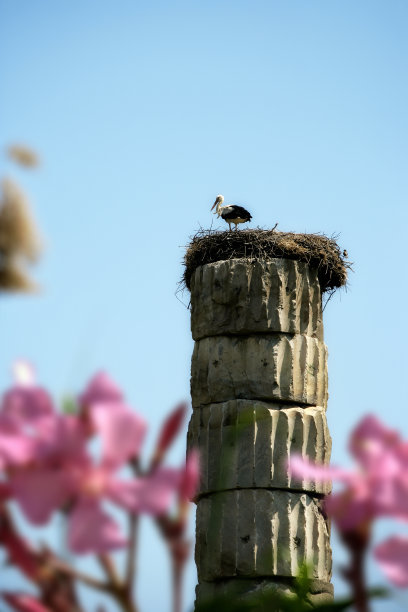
(289, 414), (408, 587)
(9, 468), (75, 524)
(1, 368), (190, 555)
(78, 372), (124, 410)
(6, 414), (89, 522)
(374, 536), (408, 587)
(0, 424), (37, 470)
(0, 482), (11, 501)
(67, 499), (128, 554)
(349, 415), (408, 520)
(1, 385), (53, 426)
(90, 402), (147, 465)
(289, 415), (408, 530)
(1, 361), (54, 426)
(288, 455), (353, 485)
(179, 450), (200, 502)
(349, 415), (402, 472)
(5, 399), (183, 553)
(107, 467), (182, 515)
(289, 455), (374, 531)
(31, 414), (88, 465)
(152, 403), (187, 466)
(0, 510), (40, 580)
(1, 593), (51, 612)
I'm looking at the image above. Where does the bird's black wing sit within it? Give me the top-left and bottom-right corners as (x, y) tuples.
(222, 205), (252, 221)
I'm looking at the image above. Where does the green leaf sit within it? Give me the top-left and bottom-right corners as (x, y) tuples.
(294, 563), (313, 602)
(61, 394), (79, 414)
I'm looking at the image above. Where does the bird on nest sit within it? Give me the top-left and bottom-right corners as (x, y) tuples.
(211, 194), (252, 231)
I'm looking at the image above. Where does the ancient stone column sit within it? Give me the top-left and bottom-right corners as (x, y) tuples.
(185, 238), (345, 607)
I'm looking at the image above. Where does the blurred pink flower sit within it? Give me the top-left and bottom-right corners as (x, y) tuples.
(5, 414), (89, 522)
(0, 510), (40, 581)
(0, 362), (56, 469)
(175, 449), (200, 529)
(3, 395), (182, 553)
(90, 402), (147, 465)
(64, 404), (182, 553)
(0, 420), (37, 470)
(349, 415), (402, 471)
(288, 455), (374, 531)
(1, 593), (50, 612)
(179, 450), (200, 503)
(67, 499), (128, 554)
(78, 372), (124, 410)
(152, 402), (187, 466)
(289, 414), (408, 587)
(374, 536), (408, 588)
(1, 374), (53, 425)
(1, 370), (193, 555)
(289, 415), (408, 529)
(288, 454), (353, 484)
(349, 415), (408, 520)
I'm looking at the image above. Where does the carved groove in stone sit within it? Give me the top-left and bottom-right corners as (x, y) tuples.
(188, 401), (332, 497)
(191, 334), (328, 408)
(196, 489), (332, 582)
(191, 259), (323, 341)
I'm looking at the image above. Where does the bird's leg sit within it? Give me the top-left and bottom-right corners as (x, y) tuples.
(228, 222), (232, 232)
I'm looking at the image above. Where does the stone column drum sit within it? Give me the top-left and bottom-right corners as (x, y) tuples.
(187, 258), (333, 607)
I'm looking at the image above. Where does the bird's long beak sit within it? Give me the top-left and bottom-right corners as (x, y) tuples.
(211, 199), (218, 211)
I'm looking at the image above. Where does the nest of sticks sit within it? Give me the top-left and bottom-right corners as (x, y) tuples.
(182, 228), (350, 294)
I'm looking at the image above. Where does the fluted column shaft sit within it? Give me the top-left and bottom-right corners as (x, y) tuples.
(187, 258), (333, 607)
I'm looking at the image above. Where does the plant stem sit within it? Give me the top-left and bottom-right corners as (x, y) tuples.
(126, 514), (139, 597)
(98, 554), (141, 612)
(50, 558), (110, 592)
(98, 554), (121, 588)
(113, 590), (140, 612)
(341, 529), (370, 612)
(172, 559), (182, 612)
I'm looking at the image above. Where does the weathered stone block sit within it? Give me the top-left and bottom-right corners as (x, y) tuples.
(195, 578), (334, 609)
(191, 334), (328, 408)
(196, 489), (331, 583)
(190, 259), (323, 341)
(187, 401), (331, 497)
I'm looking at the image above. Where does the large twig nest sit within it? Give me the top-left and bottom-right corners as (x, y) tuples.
(183, 228), (350, 294)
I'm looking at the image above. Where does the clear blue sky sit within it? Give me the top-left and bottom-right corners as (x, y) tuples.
(1, 1), (408, 610)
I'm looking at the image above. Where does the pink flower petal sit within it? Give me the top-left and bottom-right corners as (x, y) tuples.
(67, 499), (127, 554)
(179, 450), (200, 501)
(288, 455), (353, 483)
(0, 432), (36, 469)
(350, 414), (401, 472)
(0, 512), (39, 580)
(1, 387), (54, 424)
(107, 468), (181, 515)
(370, 470), (408, 520)
(1, 593), (51, 612)
(152, 403), (187, 465)
(374, 536), (408, 587)
(79, 372), (124, 409)
(10, 468), (73, 524)
(0, 482), (11, 501)
(91, 404), (147, 469)
(325, 486), (374, 531)
(33, 414), (88, 464)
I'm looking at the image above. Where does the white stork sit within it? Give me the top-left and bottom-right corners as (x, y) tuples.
(211, 194), (252, 231)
